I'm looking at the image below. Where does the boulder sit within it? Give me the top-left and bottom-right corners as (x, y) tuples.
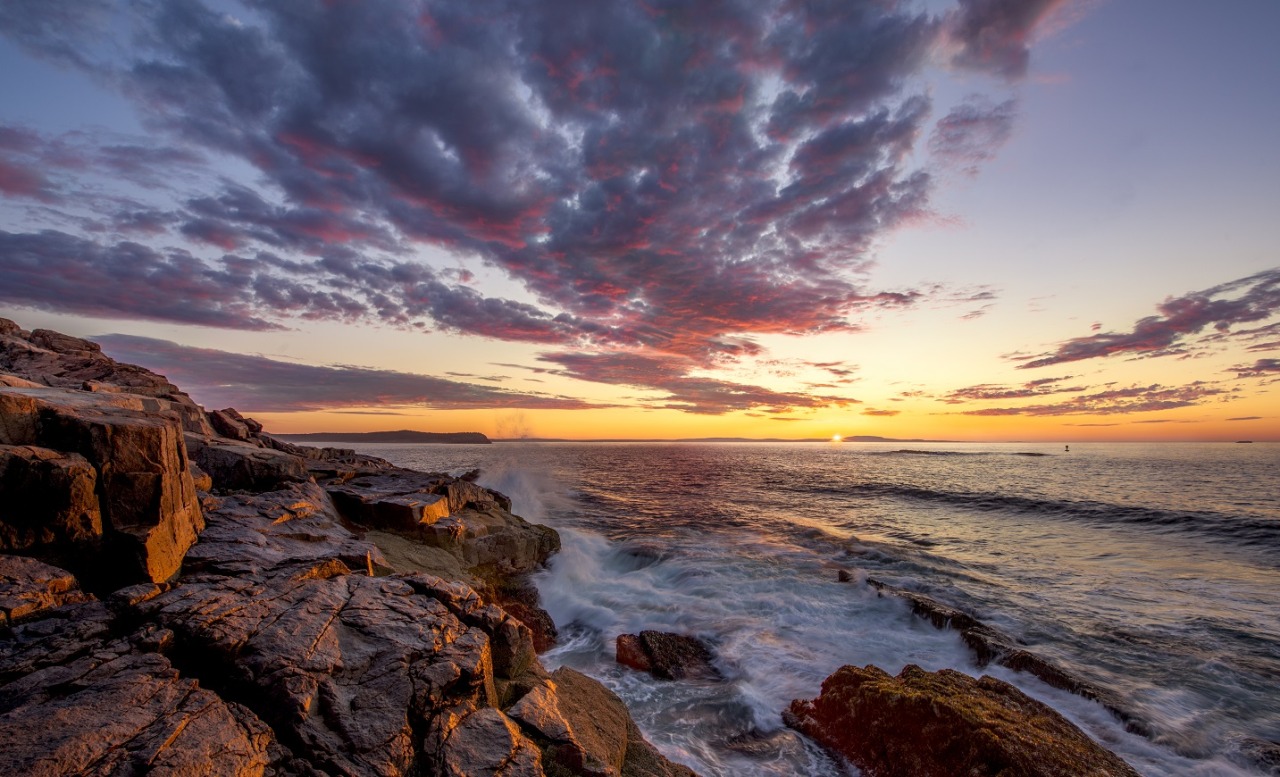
(325, 468), (558, 579)
(506, 667), (698, 777)
(0, 389), (203, 587)
(208, 407), (255, 441)
(0, 446), (102, 556)
(866, 578), (1147, 735)
(616, 631), (717, 680)
(0, 555), (94, 627)
(784, 664), (1141, 777)
(440, 706), (544, 777)
(187, 434), (310, 492)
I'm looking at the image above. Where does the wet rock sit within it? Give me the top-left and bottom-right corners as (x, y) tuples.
(865, 578), (1147, 735)
(785, 663), (1140, 777)
(616, 631), (716, 680)
(187, 433), (310, 492)
(493, 576), (559, 653)
(0, 555), (94, 627)
(543, 666), (699, 777)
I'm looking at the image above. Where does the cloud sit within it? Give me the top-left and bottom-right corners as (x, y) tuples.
(929, 96), (1017, 173)
(1, 0), (1070, 413)
(94, 334), (604, 413)
(538, 350), (859, 416)
(1019, 269), (1280, 369)
(861, 408), (901, 417)
(956, 383), (1225, 417)
(1226, 416), (1263, 421)
(945, 0), (1069, 79)
(941, 378), (1085, 404)
(1232, 358), (1280, 378)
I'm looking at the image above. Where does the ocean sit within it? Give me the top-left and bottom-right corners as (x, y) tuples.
(345, 441), (1280, 776)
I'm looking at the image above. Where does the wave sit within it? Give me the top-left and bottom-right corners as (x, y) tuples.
(806, 482), (1280, 549)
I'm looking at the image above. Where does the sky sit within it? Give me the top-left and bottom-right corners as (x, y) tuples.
(1, 0), (1278, 442)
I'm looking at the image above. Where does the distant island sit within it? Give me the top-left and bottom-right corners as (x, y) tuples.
(276, 430), (491, 444)
(490, 435), (953, 443)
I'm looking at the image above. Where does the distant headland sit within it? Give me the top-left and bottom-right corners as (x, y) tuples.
(276, 430), (491, 444)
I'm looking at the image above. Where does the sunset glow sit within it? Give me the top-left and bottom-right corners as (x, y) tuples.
(1, 1), (1277, 441)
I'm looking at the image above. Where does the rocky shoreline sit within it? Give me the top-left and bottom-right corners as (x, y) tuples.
(0, 318), (694, 777)
(1, 317), (1150, 776)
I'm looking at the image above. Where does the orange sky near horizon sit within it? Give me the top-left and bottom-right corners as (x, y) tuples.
(2, 2), (1278, 443)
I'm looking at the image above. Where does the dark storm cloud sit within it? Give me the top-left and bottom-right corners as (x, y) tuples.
(0, 1), (1065, 413)
(1020, 269), (1280, 369)
(946, 0), (1068, 79)
(957, 383), (1225, 417)
(94, 334), (604, 413)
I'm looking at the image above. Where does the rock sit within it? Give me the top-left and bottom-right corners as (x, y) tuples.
(0, 389), (204, 587)
(0, 374), (43, 388)
(493, 576), (559, 653)
(181, 481), (388, 578)
(616, 631), (716, 680)
(0, 445), (102, 556)
(865, 578), (1147, 735)
(0, 555), (94, 627)
(208, 407), (255, 441)
(0, 321), (216, 436)
(836, 569), (853, 583)
(325, 468), (558, 580)
(0, 600), (116, 686)
(516, 667), (698, 777)
(784, 664), (1141, 777)
(134, 561), (530, 776)
(0, 645), (276, 777)
(189, 461), (214, 491)
(441, 707), (544, 777)
(187, 433), (310, 492)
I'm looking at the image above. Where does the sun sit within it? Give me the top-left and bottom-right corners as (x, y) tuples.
(831, 434), (843, 443)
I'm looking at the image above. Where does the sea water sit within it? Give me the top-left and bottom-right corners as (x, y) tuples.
(346, 441), (1280, 776)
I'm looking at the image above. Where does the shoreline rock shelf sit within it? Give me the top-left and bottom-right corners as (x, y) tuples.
(0, 318), (694, 777)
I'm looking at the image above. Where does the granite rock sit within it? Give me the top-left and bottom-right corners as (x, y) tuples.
(785, 663), (1140, 777)
(616, 631), (717, 681)
(0, 555), (94, 627)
